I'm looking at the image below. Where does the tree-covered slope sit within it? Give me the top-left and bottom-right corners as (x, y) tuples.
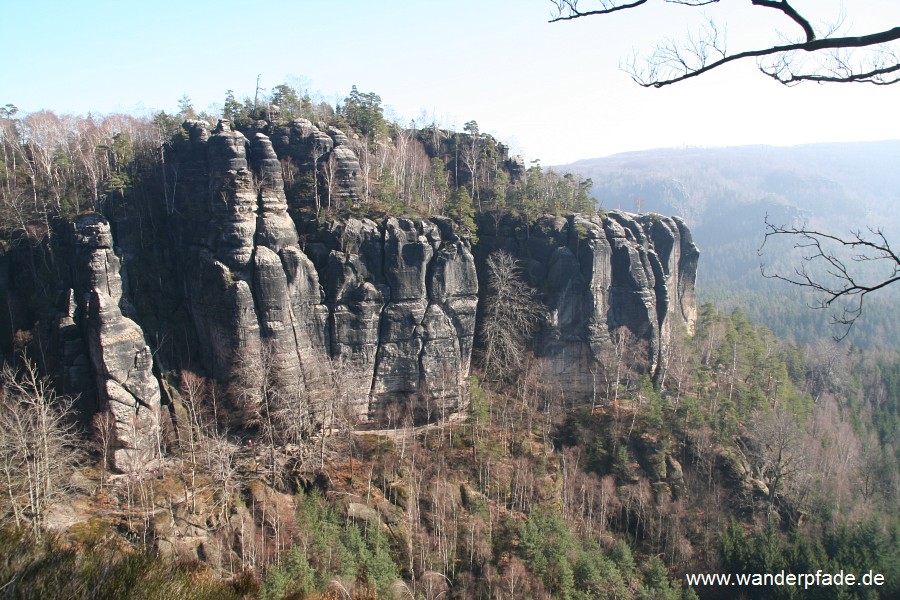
(557, 142), (900, 347)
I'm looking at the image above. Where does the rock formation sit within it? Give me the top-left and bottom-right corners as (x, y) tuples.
(325, 126), (364, 207)
(68, 214), (162, 471)
(169, 120), (476, 427)
(45, 119), (698, 462)
(253, 118), (363, 213)
(303, 216), (478, 423)
(475, 211), (698, 395)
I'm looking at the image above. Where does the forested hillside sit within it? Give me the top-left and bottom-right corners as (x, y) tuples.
(0, 86), (898, 599)
(557, 143), (900, 347)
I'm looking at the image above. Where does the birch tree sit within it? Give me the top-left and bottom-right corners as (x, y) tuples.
(0, 358), (81, 536)
(478, 251), (543, 381)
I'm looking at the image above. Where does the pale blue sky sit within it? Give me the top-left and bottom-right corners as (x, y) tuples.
(3, 0), (899, 164)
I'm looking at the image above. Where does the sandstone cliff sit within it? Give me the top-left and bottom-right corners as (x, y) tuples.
(65, 214), (162, 471)
(46, 119), (697, 470)
(475, 211), (698, 393)
(168, 120), (476, 428)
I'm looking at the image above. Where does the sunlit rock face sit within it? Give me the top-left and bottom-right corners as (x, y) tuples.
(159, 120), (476, 426)
(57, 117), (696, 447)
(474, 211), (698, 396)
(251, 118), (362, 214)
(69, 214), (161, 471)
(303, 216), (478, 423)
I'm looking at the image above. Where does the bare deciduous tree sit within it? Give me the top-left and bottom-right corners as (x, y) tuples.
(179, 370), (212, 511)
(551, 1), (900, 86)
(478, 251), (543, 381)
(461, 121), (482, 208)
(232, 346), (284, 487)
(0, 358), (81, 536)
(206, 430), (239, 522)
(321, 152), (338, 214)
(744, 404), (807, 516)
(597, 326), (648, 410)
(92, 410), (116, 489)
(350, 135), (372, 204)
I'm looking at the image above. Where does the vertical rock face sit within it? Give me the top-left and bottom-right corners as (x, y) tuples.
(175, 120), (262, 384)
(316, 218), (387, 419)
(254, 118), (363, 213)
(265, 119), (333, 172)
(173, 120), (332, 428)
(167, 120), (475, 427)
(375, 218), (477, 421)
(52, 289), (92, 394)
(60, 118), (697, 440)
(475, 211), (699, 395)
(304, 216), (478, 423)
(325, 127), (363, 207)
(70, 214), (161, 471)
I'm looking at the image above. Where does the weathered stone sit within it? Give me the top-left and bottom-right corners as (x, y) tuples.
(207, 120), (257, 272)
(262, 119), (333, 212)
(51, 289), (92, 394)
(253, 246), (303, 391)
(474, 211), (698, 396)
(251, 133), (298, 251)
(347, 502), (382, 526)
(384, 217), (432, 301)
(325, 127), (363, 206)
(71, 215), (161, 472)
(62, 117), (697, 442)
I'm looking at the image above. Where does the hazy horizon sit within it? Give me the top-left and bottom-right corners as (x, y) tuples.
(5, 0), (900, 164)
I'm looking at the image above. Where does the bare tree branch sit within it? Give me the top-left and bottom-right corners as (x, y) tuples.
(478, 251), (543, 381)
(759, 215), (900, 339)
(751, 0), (815, 43)
(549, 0), (650, 23)
(0, 357), (82, 536)
(638, 27), (900, 87)
(551, 0), (900, 86)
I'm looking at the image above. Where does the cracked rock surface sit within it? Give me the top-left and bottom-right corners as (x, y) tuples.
(70, 214), (161, 471)
(54, 119), (697, 450)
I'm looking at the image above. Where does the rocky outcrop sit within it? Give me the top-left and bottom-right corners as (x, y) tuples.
(304, 216), (478, 422)
(56, 118), (697, 443)
(475, 211), (698, 395)
(325, 127), (363, 207)
(168, 120), (475, 427)
(171, 121), (332, 430)
(69, 214), (161, 471)
(253, 118), (363, 213)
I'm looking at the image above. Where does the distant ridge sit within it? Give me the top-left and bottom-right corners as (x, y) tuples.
(556, 140), (900, 347)
(560, 139), (900, 165)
